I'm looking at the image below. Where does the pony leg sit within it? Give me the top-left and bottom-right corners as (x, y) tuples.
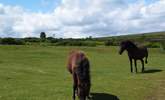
(79, 96), (86, 100)
(73, 74), (78, 100)
(134, 60), (137, 73)
(73, 84), (76, 100)
(87, 95), (92, 100)
(141, 59), (144, 72)
(129, 58), (133, 73)
(87, 85), (91, 100)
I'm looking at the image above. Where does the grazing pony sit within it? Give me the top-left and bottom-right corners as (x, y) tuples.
(119, 40), (148, 73)
(67, 50), (91, 100)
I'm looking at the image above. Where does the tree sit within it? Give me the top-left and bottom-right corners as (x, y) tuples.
(40, 32), (46, 40)
(89, 36), (92, 40)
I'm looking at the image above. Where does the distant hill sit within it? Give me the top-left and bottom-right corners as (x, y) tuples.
(0, 31), (164, 47)
(97, 31), (165, 42)
(94, 31), (165, 47)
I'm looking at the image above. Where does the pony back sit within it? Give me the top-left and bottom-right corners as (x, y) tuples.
(67, 50), (87, 74)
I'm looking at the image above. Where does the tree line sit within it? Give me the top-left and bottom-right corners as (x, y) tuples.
(0, 32), (164, 50)
(0, 32), (97, 46)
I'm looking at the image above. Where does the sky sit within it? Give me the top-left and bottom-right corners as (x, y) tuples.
(0, 0), (165, 38)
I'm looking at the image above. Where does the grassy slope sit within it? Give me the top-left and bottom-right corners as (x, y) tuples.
(0, 45), (164, 100)
(98, 31), (165, 41)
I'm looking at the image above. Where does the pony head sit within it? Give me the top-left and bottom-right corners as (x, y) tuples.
(119, 40), (136, 55)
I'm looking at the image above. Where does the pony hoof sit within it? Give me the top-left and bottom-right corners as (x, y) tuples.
(87, 95), (93, 100)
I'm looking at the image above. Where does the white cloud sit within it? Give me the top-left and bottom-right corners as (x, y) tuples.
(0, 0), (165, 38)
(0, 4), (61, 37)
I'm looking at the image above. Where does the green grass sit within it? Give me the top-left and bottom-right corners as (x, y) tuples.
(0, 45), (164, 100)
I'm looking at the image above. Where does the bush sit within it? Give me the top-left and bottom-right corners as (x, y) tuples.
(104, 40), (113, 46)
(23, 37), (40, 43)
(83, 41), (96, 47)
(161, 41), (165, 50)
(47, 37), (58, 43)
(145, 42), (160, 48)
(0, 38), (25, 45)
(15, 39), (25, 45)
(54, 40), (96, 47)
(95, 41), (104, 46)
(54, 41), (68, 46)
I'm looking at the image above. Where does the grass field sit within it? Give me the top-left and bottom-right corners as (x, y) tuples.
(0, 45), (164, 100)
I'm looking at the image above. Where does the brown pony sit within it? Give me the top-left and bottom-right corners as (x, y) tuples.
(67, 50), (91, 100)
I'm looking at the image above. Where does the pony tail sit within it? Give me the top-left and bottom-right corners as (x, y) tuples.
(145, 49), (148, 64)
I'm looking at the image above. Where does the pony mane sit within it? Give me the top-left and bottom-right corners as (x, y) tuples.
(124, 40), (137, 48)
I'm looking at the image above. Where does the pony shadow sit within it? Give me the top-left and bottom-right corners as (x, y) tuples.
(91, 93), (120, 100)
(143, 69), (163, 73)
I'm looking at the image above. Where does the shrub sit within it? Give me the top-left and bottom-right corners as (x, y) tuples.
(14, 39), (25, 45)
(83, 41), (96, 47)
(104, 40), (113, 46)
(104, 40), (120, 46)
(54, 41), (68, 46)
(161, 41), (165, 50)
(145, 42), (160, 48)
(95, 41), (104, 46)
(23, 37), (40, 43)
(0, 38), (25, 45)
(54, 40), (96, 47)
(47, 37), (58, 43)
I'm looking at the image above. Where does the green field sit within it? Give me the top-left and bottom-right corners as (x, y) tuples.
(0, 45), (164, 100)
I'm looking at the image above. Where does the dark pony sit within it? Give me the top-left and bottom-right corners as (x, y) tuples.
(67, 50), (91, 100)
(119, 40), (148, 73)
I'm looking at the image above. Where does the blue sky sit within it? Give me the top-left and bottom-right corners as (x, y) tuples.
(0, 0), (156, 12)
(0, 0), (164, 38)
(0, 0), (61, 12)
